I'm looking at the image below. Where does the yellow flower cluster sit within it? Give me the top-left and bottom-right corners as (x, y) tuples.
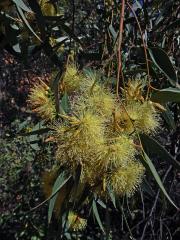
(29, 66), (163, 199)
(28, 80), (56, 121)
(62, 65), (85, 94)
(53, 71), (146, 196)
(109, 162), (144, 196)
(68, 211), (87, 231)
(117, 80), (160, 134)
(39, 0), (56, 16)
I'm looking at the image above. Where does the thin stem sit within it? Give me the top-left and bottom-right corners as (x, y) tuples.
(116, 0), (125, 98)
(126, 1), (151, 99)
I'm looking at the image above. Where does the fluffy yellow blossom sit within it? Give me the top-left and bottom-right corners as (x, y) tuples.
(28, 80), (56, 121)
(79, 74), (101, 94)
(54, 111), (106, 184)
(74, 86), (115, 118)
(39, 0), (56, 16)
(106, 135), (137, 168)
(122, 79), (145, 101)
(73, 72), (115, 118)
(109, 161), (144, 196)
(137, 101), (160, 133)
(68, 211), (87, 231)
(115, 104), (139, 134)
(62, 65), (85, 93)
(32, 72), (162, 201)
(117, 101), (160, 134)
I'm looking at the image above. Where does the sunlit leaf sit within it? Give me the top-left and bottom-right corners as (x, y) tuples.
(48, 173), (71, 224)
(16, 6), (41, 42)
(13, 0), (33, 12)
(92, 200), (105, 233)
(97, 199), (106, 209)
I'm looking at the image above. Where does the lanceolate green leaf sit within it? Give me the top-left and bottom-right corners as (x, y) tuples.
(107, 186), (117, 209)
(161, 104), (176, 130)
(16, 6), (41, 42)
(27, 0), (64, 67)
(148, 47), (177, 87)
(92, 200), (105, 233)
(151, 88), (180, 103)
(21, 128), (50, 136)
(48, 173), (71, 224)
(13, 0), (33, 12)
(97, 199), (106, 209)
(140, 134), (180, 170)
(51, 69), (65, 114)
(109, 24), (118, 42)
(60, 92), (70, 114)
(142, 152), (178, 209)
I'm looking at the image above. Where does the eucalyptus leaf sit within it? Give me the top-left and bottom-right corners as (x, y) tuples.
(109, 24), (117, 41)
(51, 69), (65, 114)
(13, 0), (33, 12)
(60, 92), (70, 114)
(141, 152), (178, 209)
(161, 104), (176, 130)
(12, 43), (21, 53)
(48, 173), (71, 224)
(140, 134), (180, 169)
(97, 199), (106, 209)
(16, 6), (41, 42)
(148, 47), (177, 86)
(151, 88), (180, 103)
(92, 200), (105, 233)
(107, 186), (117, 209)
(21, 128), (50, 136)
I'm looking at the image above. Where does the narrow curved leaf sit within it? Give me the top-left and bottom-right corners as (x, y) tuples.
(148, 47), (177, 86)
(140, 134), (180, 169)
(12, 43), (21, 53)
(48, 173), (71, 224)
(51, 69), (65, 114)
(20, 120), (48, 136)
(107, 186), (117, 209)
(97, 199), (106, 209)
(109, 24), (117, 41)
(142, 152), (178, 209)
(92, 200), (105, 233)
(29, 174), (71, 213)
(13, 0), (33, 12)
(16, 6), (41, 42)
(21, 128), (50, 136)
(60, 92), (70, 114)
(151, 88), (180, 103)
(162, 104), (176, 130)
